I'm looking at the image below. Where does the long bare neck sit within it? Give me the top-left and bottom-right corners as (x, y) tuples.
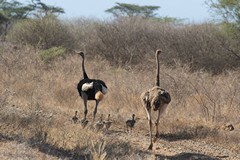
(81, 55), (89, 79)
(155, 52), (160, 87)
(132, 115), (135, 120)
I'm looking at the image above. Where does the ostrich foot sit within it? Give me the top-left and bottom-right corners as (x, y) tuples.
(148, 143), (153, 150)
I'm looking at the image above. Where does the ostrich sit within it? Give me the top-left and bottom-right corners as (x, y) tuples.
(72, 111), (78, 124)
(81, 119), (89, 128)
(140, 49), (171, 150)
(94, 114), (104, 132)
(103, 114), (112, 130)
(76, 51), (108, 122)
(125, 114), (136, 133)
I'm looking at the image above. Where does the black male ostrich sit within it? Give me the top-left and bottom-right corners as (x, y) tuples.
(76, 51), (108, 123)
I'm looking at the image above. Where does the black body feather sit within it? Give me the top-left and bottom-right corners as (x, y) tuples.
(77, 79), (107, 100)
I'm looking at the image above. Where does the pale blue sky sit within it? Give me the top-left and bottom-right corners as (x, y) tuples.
(20, 0), (211, 22)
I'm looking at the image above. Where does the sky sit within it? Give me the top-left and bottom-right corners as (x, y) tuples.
(20, 0), (212, 22)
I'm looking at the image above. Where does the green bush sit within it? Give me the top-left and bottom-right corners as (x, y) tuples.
(39, 47), (66, 63)
(7, 15), (74, 49)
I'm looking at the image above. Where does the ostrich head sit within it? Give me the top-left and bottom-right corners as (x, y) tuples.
(132, 114), (135, 119)
(77, 51), (84, 58)
(156, 49), (162, 55)
(73, 50), (85, 58)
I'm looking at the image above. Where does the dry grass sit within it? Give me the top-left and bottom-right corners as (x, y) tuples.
(0, 42), (240, 159)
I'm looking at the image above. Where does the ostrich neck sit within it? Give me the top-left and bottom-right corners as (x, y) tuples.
(82, 57), (89, 79)
(155, 53), (160, 86)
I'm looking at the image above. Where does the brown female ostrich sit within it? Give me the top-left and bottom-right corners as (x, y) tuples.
(76, 51), (108, 123)
(140, 49), (171, 150)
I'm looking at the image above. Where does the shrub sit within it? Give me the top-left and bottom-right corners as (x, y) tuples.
(6, 15), (74, 49)
(69, 17), (238, 73)
(39, 46), (66, 63)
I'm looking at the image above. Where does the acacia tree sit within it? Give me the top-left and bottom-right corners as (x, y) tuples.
(31, 0), (64, 18)
(0, 0), (64, 21)
(206, 0), (240, 60)
(0, 0), (64, 36)
(206, 0), (240, 23)
(105, 3), (160, 18)
(0, 0), (33, 22)
(206, 0), (240, 32)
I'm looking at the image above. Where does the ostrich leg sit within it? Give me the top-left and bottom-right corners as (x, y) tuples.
(93, 100), (100, 121)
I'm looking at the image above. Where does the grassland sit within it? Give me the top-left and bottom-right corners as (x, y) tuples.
(1, 39), (240, 159)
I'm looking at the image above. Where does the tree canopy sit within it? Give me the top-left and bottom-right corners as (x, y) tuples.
(206, 0), (240, 23)
(206, 0), (240, 60)
(0, 0), (64, 23)
(0, 0), (33, 21)
(0, 0), (64, 36)
(31, 0), (64, 18)
(105, 3), (160, 18)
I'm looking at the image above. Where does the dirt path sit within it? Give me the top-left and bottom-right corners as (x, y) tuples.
(104, 125), (240, 160)
(1, 119), (239, 160)
(1, 126), (239, 160)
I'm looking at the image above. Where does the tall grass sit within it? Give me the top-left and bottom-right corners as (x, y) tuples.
(0, 41), (240, 158)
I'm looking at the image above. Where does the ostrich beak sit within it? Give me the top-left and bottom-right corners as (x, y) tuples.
(95, 91), (104, 101)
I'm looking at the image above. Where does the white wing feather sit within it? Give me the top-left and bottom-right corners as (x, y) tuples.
(82, 82), (94, 91)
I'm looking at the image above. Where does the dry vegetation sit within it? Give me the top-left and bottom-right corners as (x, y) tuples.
(1, 17), (240, 159)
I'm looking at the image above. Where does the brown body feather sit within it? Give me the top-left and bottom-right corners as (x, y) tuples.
(140, 49), (171, 150)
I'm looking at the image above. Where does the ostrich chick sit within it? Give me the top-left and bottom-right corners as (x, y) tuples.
(81, 119), (89, 128)
(94, 114), (104, 132)
(103, 114), (112, 130)
(126, 114), (136, 133)
(72, 111), (78, 124)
